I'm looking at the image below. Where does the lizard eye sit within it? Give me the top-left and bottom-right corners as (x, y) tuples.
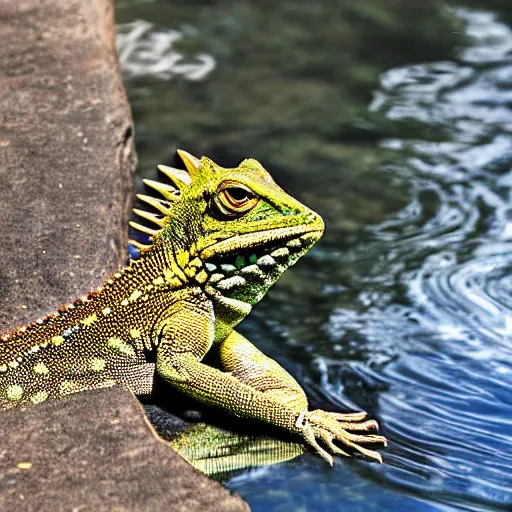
(214, 181), (259, 218)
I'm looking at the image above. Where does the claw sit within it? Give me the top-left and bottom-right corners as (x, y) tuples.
(317, 448), (335, 467)
(359, 419), (379, 432)
(333, 434), (384, 463)
(352, 444), (383, 463)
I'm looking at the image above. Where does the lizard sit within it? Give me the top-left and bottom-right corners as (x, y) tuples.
(0, 150), (386, 465)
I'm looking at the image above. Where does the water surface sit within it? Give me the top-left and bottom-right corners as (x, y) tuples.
(116, 1), (512, 510)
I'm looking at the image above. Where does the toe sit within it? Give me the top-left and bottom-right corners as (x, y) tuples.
(336, 419), (380, 432)
(319, 431), (350, 457)
(330, 411), (367, 421)
(345, 433), (388, 445)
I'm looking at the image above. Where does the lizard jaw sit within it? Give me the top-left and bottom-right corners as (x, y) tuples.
(198, 224), (323, 305)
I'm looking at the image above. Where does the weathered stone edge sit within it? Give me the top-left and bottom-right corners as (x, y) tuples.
(0, 0), (249, 510)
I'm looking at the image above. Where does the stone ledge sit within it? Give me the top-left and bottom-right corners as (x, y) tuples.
(0, 0), (135, 332)
(0, 1), (249, 510)
(0, 387), (249, 512)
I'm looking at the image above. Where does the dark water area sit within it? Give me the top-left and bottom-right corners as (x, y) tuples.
(116, 1), (512, 510)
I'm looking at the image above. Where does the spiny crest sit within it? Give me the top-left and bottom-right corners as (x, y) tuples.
(129, 150), (200, 252)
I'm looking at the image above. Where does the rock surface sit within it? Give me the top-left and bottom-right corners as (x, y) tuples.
(0, 0), (248, 510)
(0, 0), (135, 332)
(0, 387), (249, 512)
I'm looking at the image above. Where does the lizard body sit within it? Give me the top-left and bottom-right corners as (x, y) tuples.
(0, 151), (386, 464)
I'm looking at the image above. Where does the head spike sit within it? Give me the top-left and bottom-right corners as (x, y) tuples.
(158, 164), (192, 187)
(143, 179), (179, 200)
(136, 194), (173, 213)
(133, 208), (165, 227)
(177, 149), (200, 175)
(129, 221), (160, 237)
(129, 239), (152, 252)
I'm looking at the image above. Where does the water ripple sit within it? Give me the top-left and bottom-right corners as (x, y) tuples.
(319, 7), (512, 509)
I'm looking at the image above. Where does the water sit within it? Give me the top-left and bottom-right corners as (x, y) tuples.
(116, 1), (512, 510)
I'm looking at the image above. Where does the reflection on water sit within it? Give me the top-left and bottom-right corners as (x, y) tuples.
(117, 20), (216, 81)
(117, 1), (512, 510)
(168, 423), (304, 480)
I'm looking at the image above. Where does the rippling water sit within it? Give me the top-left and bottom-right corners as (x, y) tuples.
(366, 8), (512, 508)
(117, 2), (512, 510)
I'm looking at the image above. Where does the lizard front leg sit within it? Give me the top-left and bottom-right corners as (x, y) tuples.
(155, 299), (385, 465)
(219, 330), (386, 464)
(156, 299), (302, 434)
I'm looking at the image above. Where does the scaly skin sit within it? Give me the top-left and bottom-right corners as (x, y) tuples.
(0, 151), (386, 465)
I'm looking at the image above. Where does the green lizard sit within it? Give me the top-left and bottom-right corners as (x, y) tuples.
(0, 151), (386, 465)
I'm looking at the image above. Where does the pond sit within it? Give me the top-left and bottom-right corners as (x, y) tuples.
(116, 1), (512, 510)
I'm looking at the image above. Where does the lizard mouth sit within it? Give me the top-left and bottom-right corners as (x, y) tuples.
(198, 224), (323, 297)
(200, 220), (323, 261)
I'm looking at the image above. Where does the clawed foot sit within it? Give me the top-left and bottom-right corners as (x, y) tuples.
(295, 409), (387, 465)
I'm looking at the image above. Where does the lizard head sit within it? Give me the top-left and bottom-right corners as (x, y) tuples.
(130, 150), (324, 306)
